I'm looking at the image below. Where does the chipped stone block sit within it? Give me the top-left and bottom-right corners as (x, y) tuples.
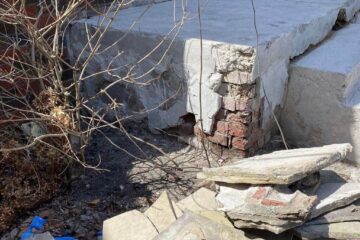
(154, 211), (263, 240)
(144, 191), (183, 232)
(197, 144), (352, 184)
(216, 184), (317, 234)
(294, 222), (360, 240)
(176, 188), (218, 212)
(311, 183), (360, 219)
(103, 210), (158, 240)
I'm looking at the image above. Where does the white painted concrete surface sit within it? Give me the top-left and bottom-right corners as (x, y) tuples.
(68, 0), (360, 134)
(282, 21), (360, 162)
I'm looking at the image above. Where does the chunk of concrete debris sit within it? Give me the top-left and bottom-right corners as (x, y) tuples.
(217, 184), (317, 234)
(103, 210), (158, 240)
(311, 183), (360, 219)
(306, 199), (360, 225)
(154, 211), (263, 240)
(144, 191), (183, 232)
(197, 144), (352, 184)
(294, 222), (360, 240)
(176, 188), (218, 212)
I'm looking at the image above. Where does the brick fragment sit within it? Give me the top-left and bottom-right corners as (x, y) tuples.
(232, 137), (250, 150)
(228, 122), (249, 137)
(214, 121), (229, 134)
(222, 97), (236, 111)
(208, 132), (228, 147)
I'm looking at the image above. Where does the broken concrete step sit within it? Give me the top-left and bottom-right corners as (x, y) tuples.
(154, 211), (264, 240)
(306, 199), (360, 225)
(294, 222), (360, 240)
(282, 19), (360, 163)
(144, 191), (183, 232)
(67, 0), (360, 152)
(176, 187), (219, 212)
(197, 144), (352, 184)
(216, 184), (317, 234)
(311, 182), (360, 219)
(103, 210), (158, 240)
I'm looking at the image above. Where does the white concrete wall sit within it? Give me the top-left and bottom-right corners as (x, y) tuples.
(282, 22), (360, 163)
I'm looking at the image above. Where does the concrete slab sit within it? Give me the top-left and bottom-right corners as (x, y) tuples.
(310, 183), (360, 219)
(144, 191), (183, 232)
(197, 144), (352, 184)
(282, 21), (360, 162)
(294, 222), (360, 240)
(103, 210), (158, 240)
(306, 199), (360, 225)
(216, 184), (317, 234)
(154, 211), (263, 240)
(67, 0), (360, 150)
(176, 187), (218, 212)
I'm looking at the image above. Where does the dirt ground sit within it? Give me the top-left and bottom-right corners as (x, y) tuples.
(0, 121), (286, 240)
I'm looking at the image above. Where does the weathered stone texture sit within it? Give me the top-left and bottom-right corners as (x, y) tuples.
(197, 144), (352, 184)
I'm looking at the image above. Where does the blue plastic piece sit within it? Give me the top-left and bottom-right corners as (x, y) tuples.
(20, 215), (78, 240)
(20, 216), (47, 240)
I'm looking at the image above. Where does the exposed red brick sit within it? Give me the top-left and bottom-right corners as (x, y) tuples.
(227, 112), (252, 124)
(207, 131), (228, 147)
(232, 137), (250, 150)
(222, 97), (236, 111)
(236, 97), (253, 111)
(228, 122), (249, 137)
(215, 121), (229, 134)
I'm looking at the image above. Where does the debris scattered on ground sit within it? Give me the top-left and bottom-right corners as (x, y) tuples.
(197, 144), (352, 184)
(101, 143), (360, 239)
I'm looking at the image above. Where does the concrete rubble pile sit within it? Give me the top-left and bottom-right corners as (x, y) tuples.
(102, 143), (360, 240)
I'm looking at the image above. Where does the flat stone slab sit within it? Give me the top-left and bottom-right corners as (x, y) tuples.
(294, 222), (360, 240)
(311, 183), (360, 219)
(306, 199), (360, 225)
(103, 210), (158, 240)
(216, 184), (317, 234)
(197, 144), (352, 184)
(144, 191), (183, 232)
(176, 187), (218, 212)
(282, 21), (360, 162)
(154, 211), (263, 240)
